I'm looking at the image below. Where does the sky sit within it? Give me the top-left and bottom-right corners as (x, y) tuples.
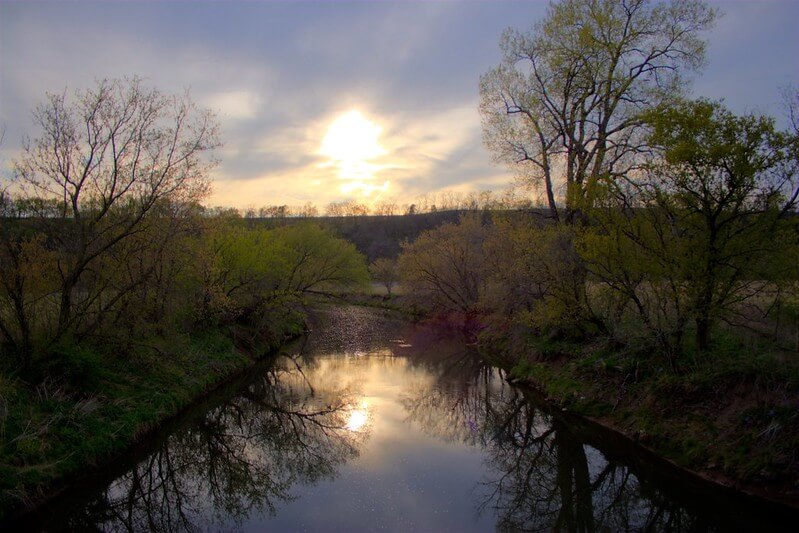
(1, 0), (797, 210)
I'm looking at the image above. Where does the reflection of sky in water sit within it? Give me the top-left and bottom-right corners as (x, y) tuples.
(32, 306), (793, 532)
(257, 349), (495, 533)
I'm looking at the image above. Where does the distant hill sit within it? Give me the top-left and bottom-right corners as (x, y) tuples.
(239, 208), (553, 261)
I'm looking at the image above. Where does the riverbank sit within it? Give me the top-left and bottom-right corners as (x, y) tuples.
(0, 313), (305, 521)
(478, 321), (799, 509)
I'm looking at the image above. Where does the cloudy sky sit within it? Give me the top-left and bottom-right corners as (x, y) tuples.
(1, 0), (797, 210)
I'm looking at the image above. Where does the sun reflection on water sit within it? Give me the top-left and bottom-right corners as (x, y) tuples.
(346, 403), (369, 432)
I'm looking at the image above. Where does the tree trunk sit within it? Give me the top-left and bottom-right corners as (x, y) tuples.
(56, 275), (76, 342)
(695, 316), (711, 352)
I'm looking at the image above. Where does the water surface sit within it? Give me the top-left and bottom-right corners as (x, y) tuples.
(21, 306), (797, 531)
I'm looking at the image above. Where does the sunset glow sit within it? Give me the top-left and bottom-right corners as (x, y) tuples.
(320, 111), (389, 199)
(1, 1), (795, 211)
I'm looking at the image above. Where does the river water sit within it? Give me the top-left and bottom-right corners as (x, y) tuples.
(19, 306), (798, 531)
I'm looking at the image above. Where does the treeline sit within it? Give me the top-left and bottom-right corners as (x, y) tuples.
(202, 187), (541, 220)
(203, 205), (552, 263)
(246, 209), (510, 261)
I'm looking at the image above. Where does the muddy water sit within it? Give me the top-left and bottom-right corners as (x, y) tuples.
(18, 306), (797, 531)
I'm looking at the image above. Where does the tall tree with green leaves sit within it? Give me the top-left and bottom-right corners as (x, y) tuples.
(645, 100), (798, 351)
(582, 100), (799, 355)
(480, 0), (717, 222)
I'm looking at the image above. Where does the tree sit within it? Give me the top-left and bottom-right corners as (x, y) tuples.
(398, 214), (490, 315)
(369, 257), (398, 297)
(297, 202), (319, 218)
(272, 223), (369, 295)
(647, 100), (798, 351)
(3, 77), (219, 358)
(325, 201), (345, 217)
(325, 200), (370, 217)
(195, 222), (369, 324)
(582, 100), (799, 355)
(374, 200), (398, 216)
(480, 0), (717, 222)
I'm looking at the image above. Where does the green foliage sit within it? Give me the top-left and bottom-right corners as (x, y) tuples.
(579, 99), (799, 356)
(49, 342), (104, 391)
(181, 221), (369, 328)
(271, 222), (370, 293)
(369, 257), (398, 297)
(484, 216), (603, 337)
(398, 213), (490, 314)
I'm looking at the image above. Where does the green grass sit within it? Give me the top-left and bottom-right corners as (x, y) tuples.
(0, 319), (301, 519)
(486, 325), (799, 488)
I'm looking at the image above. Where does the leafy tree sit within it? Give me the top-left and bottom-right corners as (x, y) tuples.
(369, 257), (398, 297)
(398, 214), (490, 315)
(272, 223), (369, 295)
(646, 100), (798, 351)
(485, 215), (603, 336)
(582, 100), (799, 355)
(480, 0), (717, 222)
(197, 225), (285, 322)
(579, 193), (695, 365)
(197, 222), (369, 323)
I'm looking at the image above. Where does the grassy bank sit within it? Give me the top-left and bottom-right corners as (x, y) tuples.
(0, 312), (306, 520)
(479, 323), (799, 506)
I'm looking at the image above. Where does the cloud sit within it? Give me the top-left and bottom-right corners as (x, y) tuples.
(202, 90), (263, 120)
(2, 0), (796, 208)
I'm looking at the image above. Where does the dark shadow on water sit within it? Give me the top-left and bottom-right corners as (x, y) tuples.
(400, 340), (797, 532)
(71, 364), (359, 531)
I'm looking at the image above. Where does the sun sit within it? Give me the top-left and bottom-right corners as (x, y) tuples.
(321, 110), (385, 163)
(320, 110), (388, 197)
(346, 405), (369, 432)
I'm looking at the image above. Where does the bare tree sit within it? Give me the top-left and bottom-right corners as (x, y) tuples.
(326, 200), (369, 217)
(480, 0), (717, 222)
(297, 201), (318, 218)
(8, 77), (220, 350)
(374, 200), (398, 216)
(325, 201), (344, 217)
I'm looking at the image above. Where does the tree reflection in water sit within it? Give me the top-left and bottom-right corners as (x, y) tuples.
(34, 307), (773, 532)
(66, 356), (363, 532)
(402, 347), (712, 532)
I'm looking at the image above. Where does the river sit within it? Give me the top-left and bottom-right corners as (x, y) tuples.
(16, 306), (798, 531)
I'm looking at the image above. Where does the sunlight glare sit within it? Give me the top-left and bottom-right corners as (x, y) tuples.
(346, 405), (369, 432)
(320, 110), (388, 198)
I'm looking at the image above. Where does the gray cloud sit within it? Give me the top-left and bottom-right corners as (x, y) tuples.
(2, 1), (797, 208)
